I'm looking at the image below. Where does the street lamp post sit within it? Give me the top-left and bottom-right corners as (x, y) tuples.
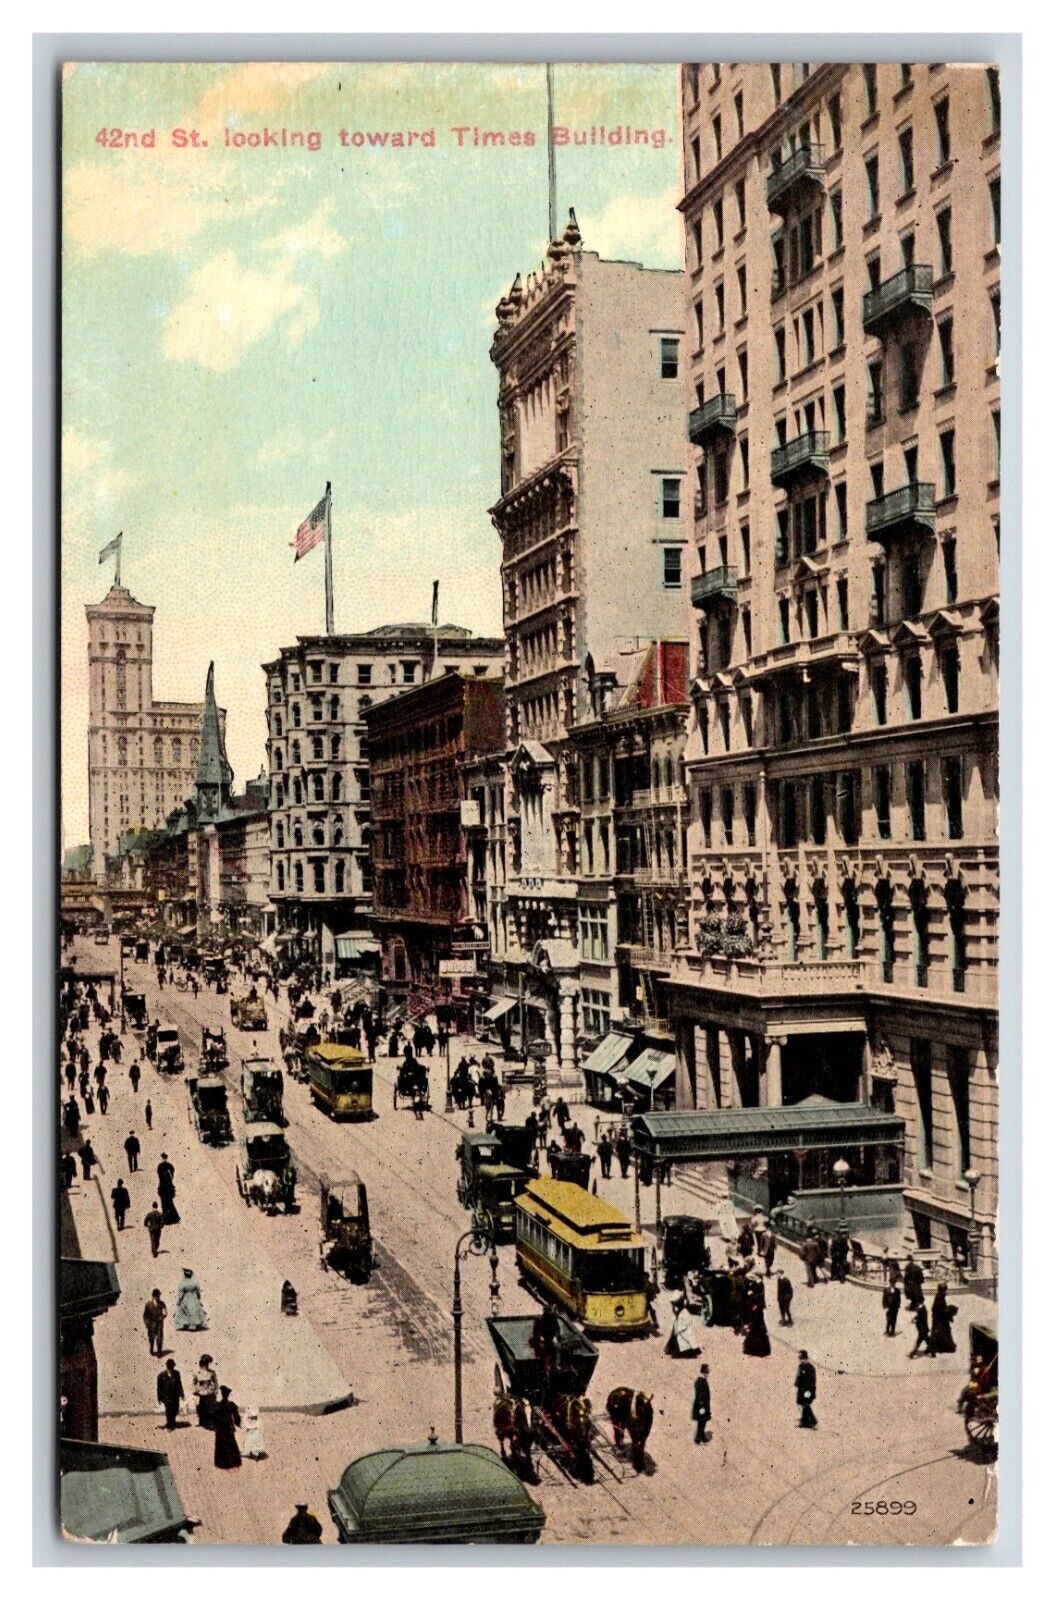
(964, 1168), (981, 1274)
(833, 1156), (850, 1224)
(452, 1224), (500, 1444)
(119, 940), (127, 1035)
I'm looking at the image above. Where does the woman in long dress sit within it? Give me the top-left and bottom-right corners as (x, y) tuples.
(242, 1406), (266, 1461)
(174, 1268), (207, 1332)
(664, 1296), (702, 1359)
(742, 1281), (772, 1357)
(192, 1354), (218, 1429)
(928, 1283), (959, 1353)
(212, 1386), (242, 1470)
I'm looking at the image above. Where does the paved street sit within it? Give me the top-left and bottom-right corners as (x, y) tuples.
(65, 936), (997, 1547)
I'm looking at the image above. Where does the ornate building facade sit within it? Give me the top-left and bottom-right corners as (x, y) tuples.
(487, 215), (690, 1082)
(85, 582), (210, 880)
(672, 61), (1000, 1269)
(262, 623), (502, 968)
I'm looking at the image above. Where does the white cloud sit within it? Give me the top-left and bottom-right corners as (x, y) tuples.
(64, 154), (242, 260)
(577, 192), (682, 269)
(262, 203), (345, 263)
(162, 250), (309, 372)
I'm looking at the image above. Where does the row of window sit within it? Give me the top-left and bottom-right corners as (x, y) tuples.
(273, 772), (366, 806)
(274, 857), (349, 895)
(273, 735), (343, 769)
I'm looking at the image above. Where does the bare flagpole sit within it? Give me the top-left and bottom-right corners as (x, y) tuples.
(324, 481), (334, 635)
(546, 64), (557, 240)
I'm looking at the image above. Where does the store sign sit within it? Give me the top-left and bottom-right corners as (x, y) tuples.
(439, 958), (477, 977)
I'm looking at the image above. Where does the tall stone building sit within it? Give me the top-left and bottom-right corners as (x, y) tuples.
(262, 623), (502, 968)
(672, 62), (1000, 1269)
(85, 582), (212, 881)
(486, 214), (689, 1082)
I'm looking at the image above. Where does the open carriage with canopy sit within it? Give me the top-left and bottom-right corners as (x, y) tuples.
(155, 1027), (183, 1075)
(959, 1320), (998, 1453)
(319, 1176), (373, 1280)
(393, 1056), (430, 1111)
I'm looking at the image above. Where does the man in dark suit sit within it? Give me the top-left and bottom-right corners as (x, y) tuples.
(795, 1350), (818, 1428)
(692, 1363), (711, 1444)
(903, 1254), (925, 1310)
(156, 1358), (184, 1430)
(882, 1281), (902, 1336)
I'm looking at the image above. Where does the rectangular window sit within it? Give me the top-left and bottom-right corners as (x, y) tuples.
(940, 644), (959, 713)
(312, 860), (326, 894)
(694, 300), (704, 348)
(715, 281), (725, 332)
(828, 93), (842, 150)
(833, 384), (846, 445)
(865, 152), (880, 218)
(735, 176), (746, 230)
(776, 510), (789, 567)
(771, 63), (782, 103)
(830, 285), (844, 348)
(828, 187), (843, 254)
(810, 775), (826, 844)
(908, 760), (927, 839)
(836, 575), (849, 632)
(898, 125), (915, 194)
(713, 198), (724, 250)
(987, 67), (1001, 135)
(713, 115), (722, 163)
(659, 337), (679, 379)
(804, 589), (819, 638)
(357, 664), (372, 685)
(905, 655), (923, 721)
(838, 771), (860, 845)
(690, 135), (701, 182)
(912, 1039), (934, 1169)
(802, 306), (815, 366)
(899, 342), (919, 409)
(661, 477), (681, 518)
(900, 63), (913, 89)
(940, 428), (956, 497)
(721, 786), (734, 845)
(734, 91), (744, 140)
(737, 263), (747, 319)
(876, 765), (892, 839)
(863, 63), (877, 116)
(738, 434), (750, 490)
(942, 755), (964, 840)
(934, 96), (951, 165)
(903, 548), (922, 618)
(948, 1047), (972, 1174)
(743, 782), (757, 845)
(991, 289), (1001, 358)
(943, 538), (958, 604)
(936, 206), (953, 276)
(737, 345), (748, 399)
(741, 523), (751, 575)
(662, 546), (683, 588)
(938, 315), (955, 387)
(700, 789), (712, 848)
(867, 360), (884, 424)
(872, 662), (888, 725)
(774, 326), (786, 383)
(778, 595), (791, 643)
(992, 409), (1001, 481)
(834, 479), (848, 540)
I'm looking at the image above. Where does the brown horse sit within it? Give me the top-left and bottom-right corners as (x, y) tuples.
(607, 1386), (655, 1472)
(493, 1394), (535, 1481)
(550, 1391), (593, 1482)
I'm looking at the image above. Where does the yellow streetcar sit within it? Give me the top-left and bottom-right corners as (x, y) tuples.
(514, 1178), (651, 1338)
(306, 1042), (374, 1120)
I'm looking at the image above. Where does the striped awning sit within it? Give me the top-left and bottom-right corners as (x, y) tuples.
(619, 1047), (675, 1092)
(581, 1031), (635, 1080)
(483, 997), (516, 1023)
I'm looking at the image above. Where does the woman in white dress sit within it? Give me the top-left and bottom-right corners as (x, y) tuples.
(242, 1405), (266, 1460)
(174, 1267), (208, 1332)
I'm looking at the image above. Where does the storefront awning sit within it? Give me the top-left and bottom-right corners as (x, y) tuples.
(581, 1031), (635, 1080)
(620, 1047), (676, 1092)
(630, 1101), (905, 1163)
(483, 996), (517, 1024)
(60, 1439), (190, 1543)
(335, 936), (380, 960)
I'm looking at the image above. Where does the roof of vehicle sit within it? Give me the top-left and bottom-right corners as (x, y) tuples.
(308, 1043), (368, 1066)
(243, 1122), (286, 1142)
(515, 1177), (643, 1251)
(329, 1442), (544, 1544)
(475, 1162), (525, 1182)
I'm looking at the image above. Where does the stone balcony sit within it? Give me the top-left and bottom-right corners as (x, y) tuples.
(691, 565), (739, 611)
(668, 949), (865, 997)
(688, 392), (737, 449)
(766, 142), (826, 216)
(862, 263), (934, 339)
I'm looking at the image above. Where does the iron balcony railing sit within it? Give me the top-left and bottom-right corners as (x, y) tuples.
(691, 565), (739, 609)
(688, 392), (738, 448)
(862, 263), (934, 337)
(865, 481), (937, 541)
(766, 142), (826, 213)
(770, 429), (830, 486)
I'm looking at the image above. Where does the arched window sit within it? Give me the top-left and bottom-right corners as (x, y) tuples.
(291, 740), (301, 766)
(293, 778), (302, 805)
(172, 738), (182, 766)
(358, 694), (372, 717)
(275, 822), (284, 849)
(333, 821), (344, 847)
(312, 774), (324, 802)
(332, 773), (342, 802)
(293, 823), (303, 847)
(294, 862), (304, 893)
(329, 695), (339, 721)
(312, 822), (325, 847)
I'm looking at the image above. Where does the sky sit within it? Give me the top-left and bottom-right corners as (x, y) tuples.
(61, 60), (682, 846)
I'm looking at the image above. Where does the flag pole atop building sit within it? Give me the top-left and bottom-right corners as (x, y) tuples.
(324, 481), (334, 635)
(292, 484), (333, 634)
(430, 579), (440, 678)
(98, 531), (123, 587)
(546, 64), (557, 240)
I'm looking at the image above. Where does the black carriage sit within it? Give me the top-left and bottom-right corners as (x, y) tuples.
(319, 1177), (373, 1280)
(235, 1126), (297, 1213)
(959, 1321), (998, 1453)
(199, 1026), (228, 1075)
(122, 991), (147, 1030)
(241, 1057), (285, 1125)
(488, 1314), (600, 1483)
(682, 1264), (745, 1328)
(394, 1056), (430, 1111)
(155, 1027), (183, 1075)
(456, 1126), (536, 1241)
(660, 1214), (713, 1290)
(188, 1076), (233, 1146)
(548, 1148), (593, 1189)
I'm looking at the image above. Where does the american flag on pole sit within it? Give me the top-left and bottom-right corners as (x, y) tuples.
(292, 489), (328, 562)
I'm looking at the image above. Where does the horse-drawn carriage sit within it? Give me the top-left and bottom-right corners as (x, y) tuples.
(393, 1055), (429, 1111)
(199, 1026), (228, 1075)
(155, 1026), (184, 1075)
(489, 1312), (653, 1484)
(241, 1057), (285, 1125)
(660, 1214), (712, 1290)
(455, 1125), (536, 1241)
(235, 1126), (297, 1213)
(959, 1320), (998, 1453)
(230, 990), (267, 1031)
(122, 990), (147, 1030)
(281, 1018), (320, 1081)
(188, 1076), (233, 1146)
(682, 1261), (748, 1328)
(319, 1176), (373, 1280)
(548, 1148), (593, 1189)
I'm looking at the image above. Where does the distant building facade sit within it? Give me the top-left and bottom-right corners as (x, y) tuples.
(672, 62), (1000, 1270)
(86, 583), (214, 880)
(367, 671), (505, 1022)
(262, 624), (502, 968)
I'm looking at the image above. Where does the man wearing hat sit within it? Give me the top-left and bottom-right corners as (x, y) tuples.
(795, 1350), (818, 1428)
(282, 1504), (323, 1543)
(691, 1363), (711, 1444)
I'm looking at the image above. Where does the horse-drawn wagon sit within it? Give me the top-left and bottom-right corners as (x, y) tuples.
(958, 1320), (998, 1454)
(393, 1055), (429, 1111)
(230, 990), (267, 1031)
(122, 990), (147, 1031)
(455, 1125), (536, 1241)
(188, 1076), (233, 1147)
(241, 1056), (285, 1125)
(319, 1177), (373, 1280)
(155, 1026), (183, 1075)
(198, 1026), (228, 1074)
(235, 1125), (296, 1213)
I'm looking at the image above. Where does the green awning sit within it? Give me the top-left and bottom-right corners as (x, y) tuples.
(60, 1440), (190, 1544)
(631, 1101), (905, 1163)
(620, 1047), (675, 1092)
(581, 1031), (635, 1080)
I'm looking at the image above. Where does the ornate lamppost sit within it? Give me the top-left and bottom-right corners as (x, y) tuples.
(452, 1224), (500, 1444)
(833, 1156), (850, 1224)
(964, 1168), (981, 1274)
